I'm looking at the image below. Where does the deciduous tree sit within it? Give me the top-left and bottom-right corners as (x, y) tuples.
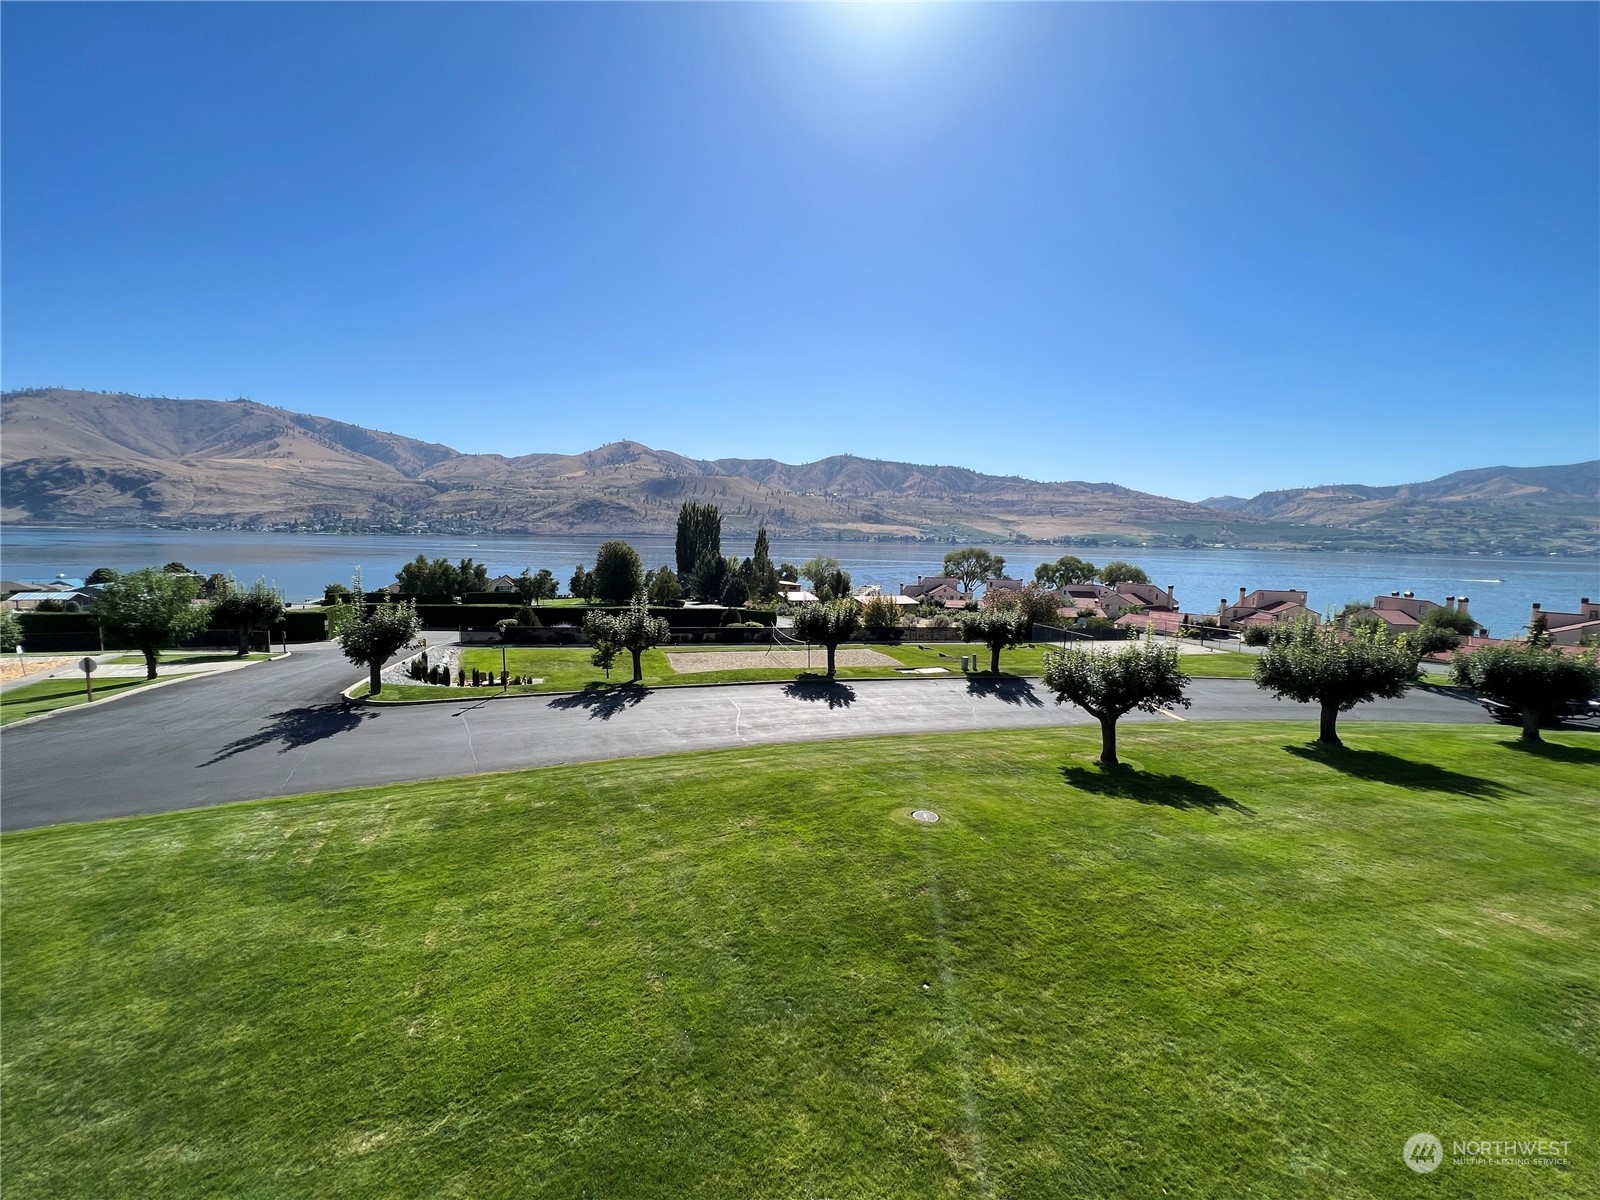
(1042, 640), (1191, 766)
(943, 548), (1005, 592)
(514, 568), (559, 606)
(95, 567), (214, 679)
(1098, 561), (1150, 586)
(569, 565), (596, 601)
(647, 566), (684, 606)
(1452, 642), (1600, 742)
(860, 595), (903, 635)
(583, 595), (668, 683)
(592, 541), (644, 605)
(396, 555), (489, 598)
(1253, 620), (1417, 747)
(1033, 555), (1098, 588)
(210, 577), (287, 655)
(799, 556), (851, 602)
(792, 599), (861, 678)
(961, 608), (1030, 673)
(335, 590), (422, 697)
(0, 608), (21, 653)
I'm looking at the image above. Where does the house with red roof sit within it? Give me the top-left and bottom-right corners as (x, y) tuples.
(1218, 587), (1315, 629)
(1531, 598), (1600, 646)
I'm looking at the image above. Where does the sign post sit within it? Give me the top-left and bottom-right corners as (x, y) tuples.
(78, 656), (98, 702)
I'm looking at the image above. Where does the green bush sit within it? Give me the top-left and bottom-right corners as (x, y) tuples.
(861, 595), (903, 634)
(1241, 624), (1273, 646)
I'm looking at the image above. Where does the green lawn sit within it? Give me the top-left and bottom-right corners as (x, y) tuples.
(367, 643), (1259, 700)
(0, 675), (164, 725)
(3, 724), (1595, 1198)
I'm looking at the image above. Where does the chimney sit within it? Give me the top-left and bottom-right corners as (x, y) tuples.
(1583, 598), (1592, 605)
(1445, 596), (1455, 610)
(1458, 597), (1469, 609)
(1239, 587), (1247, 600)
(1532, 603), (1541, 612)
(1391, 591), (1400, 598)
(1403, 591), (1414, 599)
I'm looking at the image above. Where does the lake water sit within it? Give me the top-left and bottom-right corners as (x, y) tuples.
(3, 526), (1595, 639)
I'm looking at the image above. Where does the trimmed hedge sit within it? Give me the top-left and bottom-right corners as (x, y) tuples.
(462, 591), (524, 605)
(448, 605), (775, 632)
(15, 608), (327, 652)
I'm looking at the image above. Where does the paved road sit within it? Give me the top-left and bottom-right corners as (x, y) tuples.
(1, 642), (1494, 831)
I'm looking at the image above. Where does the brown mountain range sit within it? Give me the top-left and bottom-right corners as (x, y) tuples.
(2, 389), (1594, 554)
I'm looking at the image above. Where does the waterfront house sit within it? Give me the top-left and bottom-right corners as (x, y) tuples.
(1531, 598), (1600, 646)
(1219, 587), (1314, 629)
(900, 576), (972, 608)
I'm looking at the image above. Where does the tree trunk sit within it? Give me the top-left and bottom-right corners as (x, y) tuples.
(1521, 705), (1543, 743)
(1098, 715), (1119, 767)
(990, 645), (1002, 673)
(826, 643), (837, 678)
(369, 660), (383, 697)
(631, 647), (644, 683)
(237, 625), (250, 656)
(143, 646), (158, 681)
(1318, 701), (1341, 747)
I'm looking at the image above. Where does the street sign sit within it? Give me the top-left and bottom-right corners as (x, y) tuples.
(79, 656), (97, 702)
(78, 657), (98, 674)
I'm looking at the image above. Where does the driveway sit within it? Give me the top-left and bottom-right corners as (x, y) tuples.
(1, 643), (1494, 831)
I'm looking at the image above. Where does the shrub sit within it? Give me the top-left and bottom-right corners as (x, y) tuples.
(592, 542), (644, 605)
(1241, 624), (1273, 646)
(861, 595), (903, 635)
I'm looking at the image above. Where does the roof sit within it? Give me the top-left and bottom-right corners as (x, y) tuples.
(1372, 610), (1420, 627)
(785, 590), (819, 604)
(9, 591), (89, 602)
(1114, 610), (1190, 632)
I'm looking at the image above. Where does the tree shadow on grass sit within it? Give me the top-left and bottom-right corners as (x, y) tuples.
(783, 677), (856, 709)
(1499, 738), (1600, 766)
(546, 683), (649, 721)
(1059, 764), (1254, 814)
(1283, 744), (1506, 798)
(200, 703), (377, 765)
(966, 675), (1044, 707)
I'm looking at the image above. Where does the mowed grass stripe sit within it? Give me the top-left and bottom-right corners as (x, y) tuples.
(3, 724), (1596, 1198)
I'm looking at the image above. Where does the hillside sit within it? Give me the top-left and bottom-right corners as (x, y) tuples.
(1198, 462), (1600, 555)
(2, 389), (1594, 553)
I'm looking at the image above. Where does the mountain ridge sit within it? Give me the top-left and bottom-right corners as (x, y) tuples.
(3, 389), (1595, 555)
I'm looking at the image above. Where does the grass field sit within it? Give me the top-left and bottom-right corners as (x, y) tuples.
(4, 724), (1595, 1198)
(0, 675), (163, 725)
(364, 643), (1260, 700)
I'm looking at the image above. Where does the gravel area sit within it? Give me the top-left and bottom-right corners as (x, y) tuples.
(665, 648), (900, 674)
(0, 656), (75, 683)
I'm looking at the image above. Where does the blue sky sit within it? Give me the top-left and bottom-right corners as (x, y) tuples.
(3, 3), (1595, 500)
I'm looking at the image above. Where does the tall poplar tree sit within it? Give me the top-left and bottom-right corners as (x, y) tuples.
(675, 502), (723, 580)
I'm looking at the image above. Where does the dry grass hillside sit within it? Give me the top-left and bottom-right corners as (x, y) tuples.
(3, 388), (1593, 553)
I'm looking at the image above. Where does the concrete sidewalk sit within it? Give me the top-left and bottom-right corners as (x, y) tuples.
(1, 652), (280, 696)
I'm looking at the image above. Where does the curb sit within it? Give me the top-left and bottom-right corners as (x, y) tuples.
(344, 645), (1267, 709)
(1, 656), (277, 732)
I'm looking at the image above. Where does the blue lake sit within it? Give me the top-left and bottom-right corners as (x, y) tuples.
(3, 526), (1595, 639)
